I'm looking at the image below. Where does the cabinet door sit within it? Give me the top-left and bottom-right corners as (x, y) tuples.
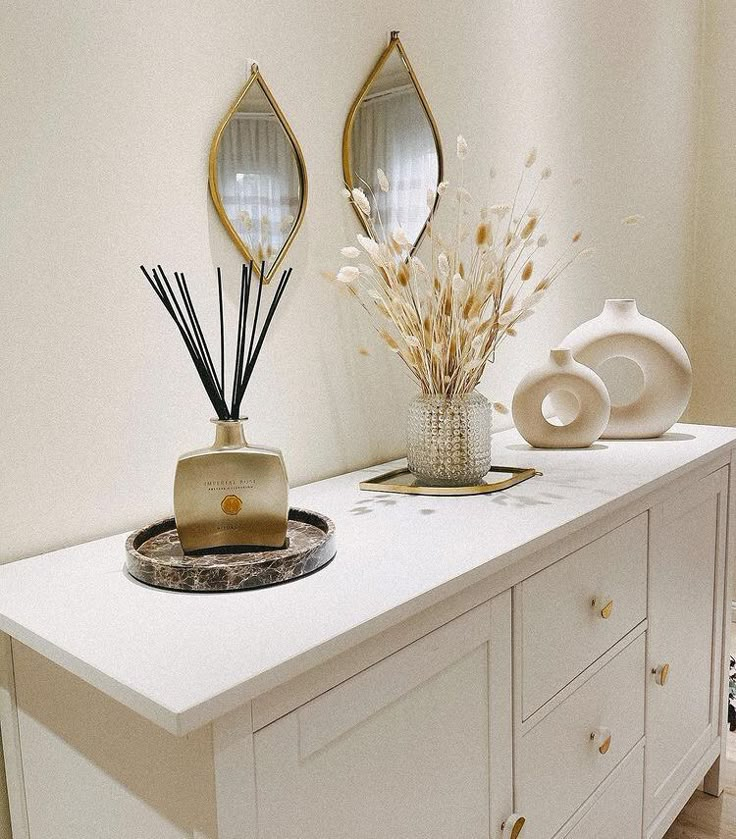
(253, 596), (513, 839)
(645, 468), (728, 826)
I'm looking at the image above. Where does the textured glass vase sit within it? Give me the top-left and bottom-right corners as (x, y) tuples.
(407, 391), (493, 486)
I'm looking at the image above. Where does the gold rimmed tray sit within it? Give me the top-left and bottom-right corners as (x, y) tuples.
(359, 465), (540, 496)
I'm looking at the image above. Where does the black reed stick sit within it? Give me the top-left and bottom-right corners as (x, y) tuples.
(176, 271), (225, 402)
(217, 268), (225, 402)
(170, 271), (228, 419)
(241, 269), (292, 388)
(140, 262), (292, 422)
(245, 260), (265, 374)
(143, 266), (229, 419)
(231, 267), (292, 419)
(230, 264), (248, 419)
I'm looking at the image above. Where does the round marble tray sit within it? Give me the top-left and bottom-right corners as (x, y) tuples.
(125, 508), (336, 592)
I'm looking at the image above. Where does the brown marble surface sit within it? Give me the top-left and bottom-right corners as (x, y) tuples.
(125, 508), (335, 592)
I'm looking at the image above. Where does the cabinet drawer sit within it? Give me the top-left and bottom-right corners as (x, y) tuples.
(560, 743), (644, 839)
(519, 514), (647, 717)
(516, 633), (646, 839)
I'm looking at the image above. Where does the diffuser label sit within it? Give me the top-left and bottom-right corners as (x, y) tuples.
(204, 478), (256, 491)
(221, 495), (243, 516)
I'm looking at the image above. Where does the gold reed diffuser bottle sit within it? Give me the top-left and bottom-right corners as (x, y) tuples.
(174, 419), (288, 552)
(140, 261), (293, 553)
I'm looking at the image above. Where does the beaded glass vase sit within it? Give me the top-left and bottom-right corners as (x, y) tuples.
(407, 391), (493, 487)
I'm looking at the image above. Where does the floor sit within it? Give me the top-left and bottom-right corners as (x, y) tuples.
(663, 621), (736, 838)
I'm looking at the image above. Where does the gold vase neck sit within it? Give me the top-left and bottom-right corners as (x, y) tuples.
(211, 419), (248, 449)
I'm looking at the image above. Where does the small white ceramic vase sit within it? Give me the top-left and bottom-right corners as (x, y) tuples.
(558, 299), (692, 439)
(512, 348), (611, 448)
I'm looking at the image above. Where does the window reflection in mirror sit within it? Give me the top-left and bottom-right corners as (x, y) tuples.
(209, 68), (306, 281)
(346, 38), (442, 251)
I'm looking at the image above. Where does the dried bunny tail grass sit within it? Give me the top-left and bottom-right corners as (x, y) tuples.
(437, 252), (450, 278)
(379, 329), (400, 351)
(351, 188), (371, 216)
(336, 266), (359, 283)
(397, 261), (410, 287)
(463, 291), (482, 319)
(391, 227), (411, 251)
(475, 223), (491, 247)
(332, 144), (586, 395)
(520, 216), (538, 239)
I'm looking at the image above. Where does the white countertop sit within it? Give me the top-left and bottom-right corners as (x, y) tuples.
(0, 423), (734, 735)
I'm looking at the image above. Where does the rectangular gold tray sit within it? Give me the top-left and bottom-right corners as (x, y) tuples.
(359, 465), (540, 496)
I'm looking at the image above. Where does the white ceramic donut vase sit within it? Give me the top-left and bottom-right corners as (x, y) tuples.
(559, 299), (692, 439)
(512, 348), (611, 449)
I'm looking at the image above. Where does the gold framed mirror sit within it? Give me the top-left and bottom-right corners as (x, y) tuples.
(209, 64), (308, 283)
(343, 32), (443, 254)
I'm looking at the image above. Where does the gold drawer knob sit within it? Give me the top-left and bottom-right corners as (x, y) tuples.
(501, 814), (526, 838)
(592, 596), (614, 619)
(590, 727), (612, 754)
(653, 663), (670, 686)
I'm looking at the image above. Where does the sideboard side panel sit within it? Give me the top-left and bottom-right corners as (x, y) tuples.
(13, 642), (218, 839)
(212, 703), (257, 839)
(703, 452), (736, 795)
(0, 633), (29, 839)
(488, 590), (514, 839)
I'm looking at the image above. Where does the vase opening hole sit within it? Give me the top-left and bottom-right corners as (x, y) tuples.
(594, 356), (645, 407)
(542, 389), (580, 427)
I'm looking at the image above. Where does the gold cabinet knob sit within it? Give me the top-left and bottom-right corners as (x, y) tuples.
(501, 814), (526, 838)
(591, 596), (614, 619)
(652, 663), (670, 686)
(590, 726), (612, 754)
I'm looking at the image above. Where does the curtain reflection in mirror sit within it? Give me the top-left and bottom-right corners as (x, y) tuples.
(351, 86), (438, 244)
(217, 112), (299, 270)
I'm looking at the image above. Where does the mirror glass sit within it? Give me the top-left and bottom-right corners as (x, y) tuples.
(344, 36), (443, 252)
(209, 67), (307, 282)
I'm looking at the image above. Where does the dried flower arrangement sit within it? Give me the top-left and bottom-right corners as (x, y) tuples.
(332, 136), (592, 399)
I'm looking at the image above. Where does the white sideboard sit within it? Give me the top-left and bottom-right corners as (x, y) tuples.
(0, 424), (733, 839)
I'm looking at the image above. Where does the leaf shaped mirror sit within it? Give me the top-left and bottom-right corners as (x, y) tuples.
(209, 64), (307, 283)
(343, 32), (443, 254)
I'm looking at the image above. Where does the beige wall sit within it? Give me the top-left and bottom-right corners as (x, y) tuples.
(0, 0), (704, 566)
(689, 0), (736, 426)
(0, 1), (708, 833)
